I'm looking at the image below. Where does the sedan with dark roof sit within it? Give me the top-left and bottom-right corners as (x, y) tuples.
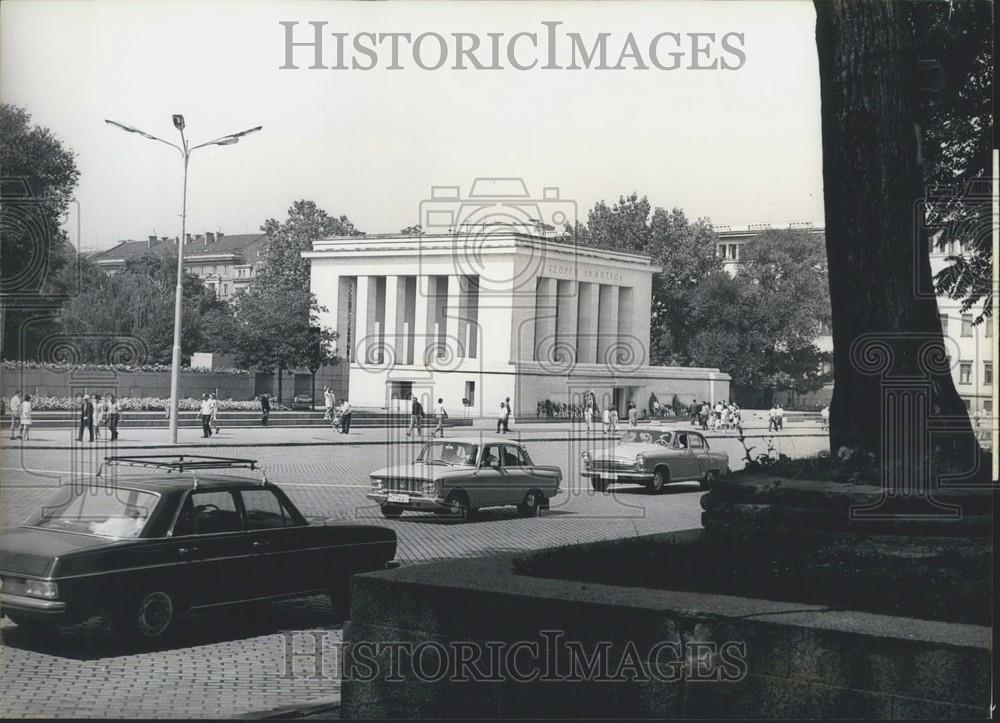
(0, 459), (397, 645)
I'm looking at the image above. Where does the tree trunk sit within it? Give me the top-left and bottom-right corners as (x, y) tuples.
(277, 364), (284, 404)
(814, 1), (984, 476)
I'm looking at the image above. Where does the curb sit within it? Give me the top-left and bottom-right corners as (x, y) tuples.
(236, 699), (340, 720)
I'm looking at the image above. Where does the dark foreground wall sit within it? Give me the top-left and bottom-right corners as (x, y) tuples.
(341, 531), (989, 719)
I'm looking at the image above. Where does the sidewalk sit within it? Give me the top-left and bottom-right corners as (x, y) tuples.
(0, 412), (823, 451)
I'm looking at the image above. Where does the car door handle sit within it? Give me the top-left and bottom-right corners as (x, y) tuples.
(178, 546), (199, 557)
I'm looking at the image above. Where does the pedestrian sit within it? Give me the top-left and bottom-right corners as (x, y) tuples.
(9, 390), (22, 440)
(496, 400), (507, 434)
(628, 402), (639, 427)
(260, 393), (270, 426)
(768, 404), (778, 432)
(820, 404), (830, 431)
(210, 393), (220, 434)
(602, 406), (611, 434)
(78, 394), (94, 442)
(19, 394), (32, 441)
(340, 399), (352, 434)
(609, 404), (619, 435)
(107, 394), (120, 441)
(433, 398), (447, 437)
(199, 394), (213, 437)
(93, 394), (105, 440)
(323, 386), (335, 421)
(699, 402), (710, 431)
(502, 396), (512, 433)
(776, 404), (785, 431)
(407, 395), (424, 437)
(584, 396), (595, 433)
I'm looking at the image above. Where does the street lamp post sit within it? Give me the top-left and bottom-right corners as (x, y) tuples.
(105, 116), (261, 444)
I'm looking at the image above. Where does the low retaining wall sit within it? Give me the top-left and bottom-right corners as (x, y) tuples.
(341, 530), (990, 719)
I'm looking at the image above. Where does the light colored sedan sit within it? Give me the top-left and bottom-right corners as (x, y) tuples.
(368, 437), (562, 522)
(581, 427), (729, 493)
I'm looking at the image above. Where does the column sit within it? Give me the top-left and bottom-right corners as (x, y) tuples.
(576, 282), (599, 364)
(446, 275), (464, 358)
(355, 275), (372, 364)
(533, 277), (558, 362)
(617, 287), (635, 365)
(414, 274), (431, 367)
(596, 285), (620, 367)
(384, 275), (400, 365)
(555, 280), (578, 365)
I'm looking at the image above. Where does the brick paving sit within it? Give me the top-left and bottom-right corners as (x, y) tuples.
(0, 420), (827, 718)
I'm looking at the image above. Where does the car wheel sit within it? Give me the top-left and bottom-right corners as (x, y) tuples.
(445, 492), (475, 523)
(517, 489), (542, 518)
(111, 588), (177, 645)
(700, 470), (718, 491)
(646, 468), (667, 494)
(380, 504), (403, 518)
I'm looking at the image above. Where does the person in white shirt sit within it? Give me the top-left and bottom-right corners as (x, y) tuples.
(433, 398), (447, 438)
(199, 394), (214, 438)
(768, 405), (778, 432)
(602, 406), (611, 434)
(339, 399), (352, 434)
(9, 392), (22, 440)
(820, 405), (830, 431)
(19, 395), (32, 441)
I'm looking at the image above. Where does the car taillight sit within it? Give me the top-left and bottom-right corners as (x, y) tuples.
(421, 481), (436, 496)
(370, 478), (384, 490)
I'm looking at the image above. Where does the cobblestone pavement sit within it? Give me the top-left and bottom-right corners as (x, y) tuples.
(0, 421), (827, 718)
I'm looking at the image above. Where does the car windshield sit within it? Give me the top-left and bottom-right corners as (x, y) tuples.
(619, 430), (673, 445)
(417, 441), (479, 466)
(25, 487), (158, 539)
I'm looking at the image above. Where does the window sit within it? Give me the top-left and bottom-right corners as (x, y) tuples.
(962, 398), (971, 411)
(986, 322), (992, 338)
(501, 446), (527, 467)
(731, 244), (739, 260)
(464, 381), (475, 406)
(959, 362), (972, 385)
(675, 433), (689, 449)
(28, 488), (157, 539)
(390, 381), (413, 401)
(688, 434), (705, 449)
(984, 363), (993, 386)
(173, 491), (242, 536)
(480, 445), (501, 468)
(241, 489), (288, 530)
(961, 314), (973, 337)
(939, 314), (948, 334)
(984, 400), (993, 414)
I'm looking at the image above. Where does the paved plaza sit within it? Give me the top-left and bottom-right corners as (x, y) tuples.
(0, 416), (827, 718)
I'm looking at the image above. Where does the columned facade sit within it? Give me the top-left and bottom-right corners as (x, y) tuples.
(306, 232), (729, 416)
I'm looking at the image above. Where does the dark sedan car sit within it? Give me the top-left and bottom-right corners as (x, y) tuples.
(0, 456), (397, 645)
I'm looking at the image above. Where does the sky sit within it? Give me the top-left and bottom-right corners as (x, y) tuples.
(2, 0), (825, 252)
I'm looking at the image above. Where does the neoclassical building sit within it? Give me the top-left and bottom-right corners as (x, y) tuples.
(306, 230), (728, 416)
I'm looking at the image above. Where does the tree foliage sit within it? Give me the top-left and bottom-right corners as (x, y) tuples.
(1, 104), (81, 359)
(920, 0), (994, 321)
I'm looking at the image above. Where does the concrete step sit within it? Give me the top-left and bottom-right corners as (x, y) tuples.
(22, 411), (474, 430)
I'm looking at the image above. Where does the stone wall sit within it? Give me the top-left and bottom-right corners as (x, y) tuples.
(341, 531), (989, 719)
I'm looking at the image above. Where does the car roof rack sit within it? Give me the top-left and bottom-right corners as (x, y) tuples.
(97, 455), (267, 488)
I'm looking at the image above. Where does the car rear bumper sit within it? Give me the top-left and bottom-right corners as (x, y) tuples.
(1, 592), (67, 615)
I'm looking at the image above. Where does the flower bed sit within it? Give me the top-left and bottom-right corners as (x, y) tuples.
(25, 396), (288, 411)
(1, 360), (252, 375)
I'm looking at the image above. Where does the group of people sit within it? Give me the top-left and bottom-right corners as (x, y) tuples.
(74, 393), (121, 442)
(4, 392), (33, 441)
(496, 397), (512, 434)
(767, 403), (785, 432)
(320, 386), (353, 434)
(406, 396), (448, 438)
(691, 400), (743, 433)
